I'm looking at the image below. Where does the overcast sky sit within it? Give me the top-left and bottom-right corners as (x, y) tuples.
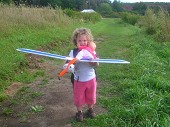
(111, 0), (170, 3)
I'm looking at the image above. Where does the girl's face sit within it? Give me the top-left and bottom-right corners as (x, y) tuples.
(76, 35), (88, 48)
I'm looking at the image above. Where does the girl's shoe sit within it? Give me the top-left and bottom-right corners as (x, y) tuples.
(76, 111), (83, 122)
(87, 108), (96, 118)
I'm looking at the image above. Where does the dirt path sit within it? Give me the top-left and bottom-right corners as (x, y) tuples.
(0, 55), (106, 127)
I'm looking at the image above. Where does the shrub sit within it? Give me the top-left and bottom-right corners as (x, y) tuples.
(81, 12), (102, 23)
(64, 9), (102, 23)
(111, 11), (121, 18)
(155, 10), (170, 42)
(120, 12), (140, 25)
(137, 8), (170, 42)
(137, 9), (157, 35)
(64, 9), (79, 18)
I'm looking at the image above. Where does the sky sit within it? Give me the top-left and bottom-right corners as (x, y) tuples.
(111, 0), (170, 3)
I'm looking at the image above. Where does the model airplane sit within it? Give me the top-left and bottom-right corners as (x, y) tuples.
(16, 48), (130, 78)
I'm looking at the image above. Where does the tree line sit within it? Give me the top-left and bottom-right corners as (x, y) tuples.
(1, 0), (111, 10)
(1, 0), (169, 16)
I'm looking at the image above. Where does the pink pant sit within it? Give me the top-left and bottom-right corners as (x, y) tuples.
(74, 78), (97, 107)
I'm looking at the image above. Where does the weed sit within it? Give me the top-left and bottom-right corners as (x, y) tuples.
(0, 93), (8, 102)
(17, 112), (30, 123)
(31, 92), (43, 98)
(30, 105), (44, 113)
(2, 107), (13, 116)
(38, 79), (48, 87)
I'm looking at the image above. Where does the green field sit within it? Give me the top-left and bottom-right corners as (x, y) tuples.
(73, 19), (170, 127)
(0, 6), (170, 127)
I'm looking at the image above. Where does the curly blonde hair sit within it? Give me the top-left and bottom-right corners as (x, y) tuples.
(71, 28), (94, 46)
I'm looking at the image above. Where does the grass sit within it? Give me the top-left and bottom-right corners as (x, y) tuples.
(72, 19), (170, 127)
(0, 5), (170, 127)
(0, 5), (79, 99)
(2, 107), (13, 116)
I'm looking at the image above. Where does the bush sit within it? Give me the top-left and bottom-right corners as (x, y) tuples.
(120, 12), (140, 25)
(155, 10), (170, 42)
(137, 8), (170, 42)
(63, 9), (79, 18)
(137, 9), (157, 35)
(81, 12), (102, 23)
(111, 11), (121, 18)
(64, 9), (102, 23)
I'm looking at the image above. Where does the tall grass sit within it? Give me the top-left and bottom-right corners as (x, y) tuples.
(0, 4), (74, 28)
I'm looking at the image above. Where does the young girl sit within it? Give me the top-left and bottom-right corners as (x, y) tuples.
(68, 28), (98, 122)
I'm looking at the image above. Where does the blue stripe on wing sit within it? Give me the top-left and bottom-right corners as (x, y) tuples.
(80, 59), (130, 64)
(16, 48), (67, 60)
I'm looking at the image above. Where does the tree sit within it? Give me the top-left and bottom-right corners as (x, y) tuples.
(97, 3), (112, 17)
(75, 0), (84, 10)
(1, 0), (13, 4)
(112, 0), (124, 12)
(38, 0), (61, 7)
(133, 2), (147, 15)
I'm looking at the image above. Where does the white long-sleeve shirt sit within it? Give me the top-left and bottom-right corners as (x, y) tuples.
(69, 50), (96, 82)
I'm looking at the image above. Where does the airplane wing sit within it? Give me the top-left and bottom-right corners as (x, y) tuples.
(16, 48), (130, 64)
